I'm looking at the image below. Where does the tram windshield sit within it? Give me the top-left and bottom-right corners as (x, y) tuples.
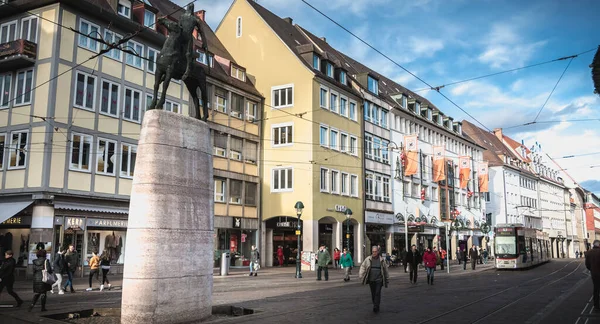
(495, 236), (516, 254)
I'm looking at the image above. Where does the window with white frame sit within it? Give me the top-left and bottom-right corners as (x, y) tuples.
(272, 123), (293, 146)
(214, 178), (226, 202)
(20, 16), (38, 43)
(320, 87), (328, 108)
(145, 94), (153, 112)
(313, 54), (320, 70)
(340, 97), (347, 117)
(162, 98), (179, 113)
(368, 75), (378, 93)
(340, 133), (348, 152)
(349, 101), (356, 121)
(319, 125), (328, 147)
(120, 143), (136, 178)
(231, 65), (245, 81)
(381, 109), (388, 128)
(215, 87), (227, 113)
(365, 174), (373, 200)
(331, 170), (339, 194)
(383, 177), (390, 202)
(213, 133), (227, 157)
(0, 133), (4, 170)
(350, 174), (358, 197)
(147, 47), (158, 73)
(350, 136), (357, 155)
(0, 20), (17, 44)
(117, 0), (131, 18)
(364, 102), (371, 122)
(230, 93), (243, 119)
(103, 30), (122, 61)
(78, 19), (100, 52)
(326, 62), (333, 78)
(371, 104), (379, 125)
(70, 133), (92, 171)
(236, 17), (242, 38)
(0, 73), (11, 108)
(374, 174), (382, 201)
(230, 137), (242, 160)
(339, 71), (346, 85)
(100, 80), (119, 116)
(364, 134), (372, 159)
(341, 172), (349, 195)
(244, 141), (257, 164)
(382, 139), (389, 164)
(230, 180), (242, 204)
(144, 10), (156, 29)
(14, 69), (33, 106)
(272, 85), (293, 108)
(329, 129), (338, 150)
(96, 138), (116, 175)
(320, 168), (329, 192)
(74, 71), (96, 110)
(245, 182), (257, 205)
(123, 87), (141, 122)
(330, 92), (338, 113)
(246, 101), (257, 122)
(8, 130), (28, 169)
(373, 137), (381, 162)
(432, 186), (438, 201)
(196, 51), (214, 67)
(125, 40), (143, 68)
(272, 167), (293, 192)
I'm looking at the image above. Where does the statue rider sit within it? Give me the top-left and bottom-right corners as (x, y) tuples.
(179, 3), (208, 81)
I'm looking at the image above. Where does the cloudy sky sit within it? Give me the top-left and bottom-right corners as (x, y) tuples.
(179, 0), (600, 194)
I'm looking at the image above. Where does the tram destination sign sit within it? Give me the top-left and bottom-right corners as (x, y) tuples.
(496, 228), (514, 236)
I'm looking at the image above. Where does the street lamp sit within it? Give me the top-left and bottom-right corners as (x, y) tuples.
(557, 234), (565, 258)
(345, 208), (353, 254)
(294, 201), (304, 279)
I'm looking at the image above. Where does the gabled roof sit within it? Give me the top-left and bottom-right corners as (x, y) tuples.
(462, 120), (513, 167)
(502, 135), (532, 163)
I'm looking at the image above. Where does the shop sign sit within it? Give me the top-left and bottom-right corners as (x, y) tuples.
(277, 221), (299, 228)
(241, 233), (247, 243)
(335, 205), (347, 213)
(86, 218), (127, 228)
(65, 217), (85, 230)
(365, 211), (394, 225)
(232, 217), (241, 228)
(54, 217), (63, 225)
(0, 216), (31, 226)
(408, 225), (425, 233)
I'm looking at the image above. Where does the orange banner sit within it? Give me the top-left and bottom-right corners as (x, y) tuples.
(432, 146), (445, 182)
(459, 156), (471, 189)
(404, 135), (418, 176)
(478, 162), (489, 192)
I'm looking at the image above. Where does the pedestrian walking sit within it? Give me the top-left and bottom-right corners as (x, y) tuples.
(63, 245), (78, 293)
(86, 251), (100, 291)
(283, 245), (291, 266)
(50, 248), (66, 294)
(478, 247), (483, 264)
(277, 246), (284, 267)
(359, 246), (389, 313)
(456, 247), (462, 265)
(100, 250), (111, 291)
(0, 250), (24, 307)
(30, 249), (52, 312)
(483, 249), (489, 264)
(586, 240), (600, 312)
(316, 244), (331, 281)
(249, 245), (260, 277)
(462, 248), (468, 270)
(405, 245), (422, 284)
(391, 247), (399, 267)
(340, 248), (353, 282)
(423, 247), (437, 285)
(576, 250), (580, 259)
(469, 245), (478, 270)
(333, 248), (341, 269)
(440, 247), (447, 271)
(401, 247), (408, 273)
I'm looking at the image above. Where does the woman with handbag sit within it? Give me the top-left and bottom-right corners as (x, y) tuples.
(30, 249), (53, 312)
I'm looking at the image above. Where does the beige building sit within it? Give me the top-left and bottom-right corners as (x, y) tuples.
(0, 0), (262, 275)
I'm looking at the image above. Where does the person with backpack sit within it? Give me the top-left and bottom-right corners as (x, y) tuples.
(249, 245), (260, 277)
(100, 250), (111, 291)
(50, 248), (66, 294)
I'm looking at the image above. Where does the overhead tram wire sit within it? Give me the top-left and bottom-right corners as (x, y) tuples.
(412, 47), (598, 93)
(300, 0), (492, 133)
(532, 57), (575, 122)
(502, 118), (600, 130)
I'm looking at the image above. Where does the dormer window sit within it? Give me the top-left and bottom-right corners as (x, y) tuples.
(117, 0), (131, 18)
(401, 96), (407, 109)
(432, 114), (439, 124)
(144, 10), (156, 29)
(313, 54), (320, 70)
(231, 65), (246, 82)
(443, 119), (449, 128)
(196, 50), (214, 67)
(415, 102), (420, 113)
(326, 62), (333, 78)
(367, 75), (378, 94)
(339, 70), (346, 85)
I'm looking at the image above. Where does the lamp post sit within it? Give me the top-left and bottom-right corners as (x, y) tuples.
(557, 234), (565, 258)
(294, 201), (304, 279)
(345, 208), (353, 253)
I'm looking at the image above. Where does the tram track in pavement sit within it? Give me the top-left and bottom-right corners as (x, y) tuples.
(415, 260), (582, 324)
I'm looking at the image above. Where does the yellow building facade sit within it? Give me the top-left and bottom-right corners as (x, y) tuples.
(217, 0), (364, 265)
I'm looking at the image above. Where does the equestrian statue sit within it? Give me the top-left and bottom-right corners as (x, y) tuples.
(148, 4), (210, 121)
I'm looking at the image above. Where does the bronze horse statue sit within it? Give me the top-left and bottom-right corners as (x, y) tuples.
(148, 16), (209, 121)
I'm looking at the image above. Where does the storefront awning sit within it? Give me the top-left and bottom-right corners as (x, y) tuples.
(54, 202), (129, 214)
(0, 201), (34, 224)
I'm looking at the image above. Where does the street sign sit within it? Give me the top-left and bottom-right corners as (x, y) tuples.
(408, 225), (424, 233)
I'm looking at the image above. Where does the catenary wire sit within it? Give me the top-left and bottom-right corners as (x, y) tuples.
(533, 57), (574, 122)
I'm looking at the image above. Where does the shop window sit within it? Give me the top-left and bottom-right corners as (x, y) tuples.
(8, 130), (28, 169)
(97, 138), (116, 175)
(120, 143), (136, 178)
(230, 180), (242, 204)
(214, 178), (226, 202)
(244, 182), (257, 205)
(213, 133), (227, 157)
(70, 132), (92, 172)
(244, 141), (257, 164)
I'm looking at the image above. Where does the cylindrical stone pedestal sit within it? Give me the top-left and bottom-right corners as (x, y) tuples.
(121, 110), (213, 323)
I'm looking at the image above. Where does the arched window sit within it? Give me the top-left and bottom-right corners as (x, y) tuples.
(236, 17), (242, 38)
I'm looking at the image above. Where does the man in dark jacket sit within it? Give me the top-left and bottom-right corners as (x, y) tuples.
(63, 245), (78, 293)
(469, 245), (478, 270)
(0, 250), (24, 307)
(462, 248), (468, 270)
(586, 240), (600, 311)
(401, 248), (408, 273)
(405, 245), (422, 284)
(283, 245), (291, 267)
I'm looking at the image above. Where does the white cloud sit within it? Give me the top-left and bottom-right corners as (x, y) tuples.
(478, 23), (547, 69)
(408, 36), (444, 56)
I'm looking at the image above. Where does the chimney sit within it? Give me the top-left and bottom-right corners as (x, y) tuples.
(283, 17), (293, 24)
(195, 10), (206, 22)
(320, 37), (326, 42)
(493, 128), (503, 141)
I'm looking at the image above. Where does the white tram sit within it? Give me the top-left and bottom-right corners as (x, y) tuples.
(494, 224), (550, 269)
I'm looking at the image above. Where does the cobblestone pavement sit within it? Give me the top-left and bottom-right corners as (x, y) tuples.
(1, 260), (595, 324)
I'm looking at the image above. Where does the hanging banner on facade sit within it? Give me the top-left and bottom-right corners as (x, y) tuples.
(478, 161), (489, 192)
(459, 156), (471, 189)
(432, 146), (446, 182)
(403, 135), (418, 176)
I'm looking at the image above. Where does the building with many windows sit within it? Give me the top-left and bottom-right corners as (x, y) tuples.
(0, 0), (262, 274)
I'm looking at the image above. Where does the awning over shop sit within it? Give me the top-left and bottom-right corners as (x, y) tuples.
(0, 201), (34, 224)
(53, 202), (129, 214)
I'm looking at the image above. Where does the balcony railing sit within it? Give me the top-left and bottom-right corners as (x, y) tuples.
(0, 39), (37, 73)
